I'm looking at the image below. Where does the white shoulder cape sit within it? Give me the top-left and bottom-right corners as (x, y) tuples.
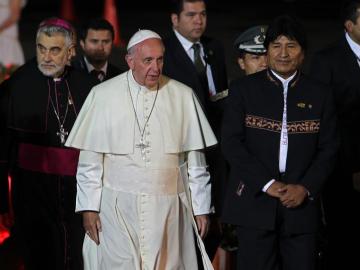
(65, 72), (217, 154)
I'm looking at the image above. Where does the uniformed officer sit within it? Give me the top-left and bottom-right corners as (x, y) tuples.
(234, 25), (268, 75)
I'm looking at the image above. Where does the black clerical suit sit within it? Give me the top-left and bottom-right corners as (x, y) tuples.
(221, 69), (338, 270)
(163, 31), (228, 259)
(310, 35), (360, 269)
(72, 55), (122, 82)
(0, 59), (97, 270)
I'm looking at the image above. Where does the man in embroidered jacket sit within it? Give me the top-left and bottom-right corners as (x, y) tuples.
(66, 29), (217, 270)
(221, 15), (338, 270)
(0, 18), (96, 269)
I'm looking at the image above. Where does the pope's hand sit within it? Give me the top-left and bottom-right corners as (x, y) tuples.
(195, 214), (209, 239)
(82, 211), (102, 245)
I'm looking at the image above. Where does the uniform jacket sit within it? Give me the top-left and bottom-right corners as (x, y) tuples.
(221, 69), (338, 234)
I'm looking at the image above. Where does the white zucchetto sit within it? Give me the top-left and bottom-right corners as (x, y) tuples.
(127, 29), (162, 50)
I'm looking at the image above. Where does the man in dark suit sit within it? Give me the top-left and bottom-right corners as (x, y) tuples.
(162, 0), (228, 260)
(72, 18), (122, 82)
(309, 1), (360, 269)
(222, 15), (338, 270)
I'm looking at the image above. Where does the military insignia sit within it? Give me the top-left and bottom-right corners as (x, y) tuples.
(254, 34), (265, 44)
(297, 102), (306, 108)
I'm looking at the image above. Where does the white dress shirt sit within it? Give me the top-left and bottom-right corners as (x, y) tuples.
(83, 56), (108, 80)
(263, 70), (297, 192)
(345, 32), (360, 66)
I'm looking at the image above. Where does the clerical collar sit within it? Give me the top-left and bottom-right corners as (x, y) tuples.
(51, 67), (68, 82)
(84, 56), (108, 75)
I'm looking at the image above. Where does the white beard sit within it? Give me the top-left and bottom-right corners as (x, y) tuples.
(38, 62), (65, 77)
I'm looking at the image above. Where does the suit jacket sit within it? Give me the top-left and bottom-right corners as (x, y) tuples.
(72, 55), (122, 82)
(221, 70), (338, 234)
(163, 31), (228, 137)
(310, 36), (360, 173)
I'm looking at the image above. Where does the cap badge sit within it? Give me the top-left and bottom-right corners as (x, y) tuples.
(297, 102), (306, 108)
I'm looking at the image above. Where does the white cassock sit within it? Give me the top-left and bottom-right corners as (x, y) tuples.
(66, 71), (217, 270)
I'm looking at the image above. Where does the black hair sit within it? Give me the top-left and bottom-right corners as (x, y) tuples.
(169, 0), (206, 15)
(340, 1), (360, 25)
(80, 18), (115, 41)
(264, 15), (307, 52)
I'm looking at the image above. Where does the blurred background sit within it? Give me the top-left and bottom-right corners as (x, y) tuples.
(0, 0), (351, 269)
(19, 0), (345, 81)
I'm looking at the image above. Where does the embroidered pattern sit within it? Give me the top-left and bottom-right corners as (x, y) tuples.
(245, 115), (320, 134)
(287, 120), (320, 133)
(245, 115), (282, 132)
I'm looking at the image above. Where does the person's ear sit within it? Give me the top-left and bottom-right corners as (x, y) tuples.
(80, 40), (85, 51)
(345, 19), (354, 33)
(238, 57), (246, 71)
(171, 14), (179, 28)
(125, 54), (134, 69)
(68, 45), (76, 61)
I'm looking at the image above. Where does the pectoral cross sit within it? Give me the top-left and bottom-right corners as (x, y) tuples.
(57, 125), (68, 144)
(135, 138), (149, 151)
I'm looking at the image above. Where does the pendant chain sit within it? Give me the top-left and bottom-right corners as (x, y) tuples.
(47, 78), (77, 144)
(127, 72), (159, 147)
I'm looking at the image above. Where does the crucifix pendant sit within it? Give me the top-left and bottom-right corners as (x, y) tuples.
(57, 125), (68, 144)
(135, 138), (149, 151)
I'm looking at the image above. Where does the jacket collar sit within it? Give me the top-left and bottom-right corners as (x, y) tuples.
(266, 68), (301, 88)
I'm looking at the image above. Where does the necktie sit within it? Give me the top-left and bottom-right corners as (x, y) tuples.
(90, 69), (105, 81)
(192, 43), (206, 74)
